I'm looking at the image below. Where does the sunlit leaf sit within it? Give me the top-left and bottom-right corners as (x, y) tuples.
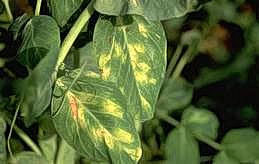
(181, 106), (219, 140)
(52, 70), (142, 163)
(93, 15), (166, 121)
(94, 0), (208, 21)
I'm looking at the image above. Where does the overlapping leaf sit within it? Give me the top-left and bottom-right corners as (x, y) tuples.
(48, 0), (88, 27)
(93, 15), (167, 121)
(52, 70), (142, 164)
(213, 151), (239, 164)
(94, 0), (207, 21)
(9, 152), (48, 164)
(18, 15), (60, 69)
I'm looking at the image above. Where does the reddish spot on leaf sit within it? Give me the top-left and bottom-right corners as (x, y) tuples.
(69, 95), (78, 119)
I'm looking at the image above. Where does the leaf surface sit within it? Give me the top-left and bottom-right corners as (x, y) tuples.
(94, 0), (206, 20)
(9, 152), (48, 164)
(0, 117), (6, 163)
(52, 69), (142, 164)
(181, 106), (219, 140)
(213, 151), (239, 164)
(93, 15), (167, 121)
(165, 126), (200, 164)
(18, 15), (60, 69)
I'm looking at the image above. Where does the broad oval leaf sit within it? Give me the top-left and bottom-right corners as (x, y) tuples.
(213, 151), (239, 164)
(93, 15), (167, 121)
(9, 151), (48, 164)
(94, 0), (207, 21)
(221, 128), (259, 163)
(181, 106), (219, 140)
(52, 70), (142, 163)
(15, 47), (59, 127)
(157, 77), (193, 113)
(18, 15), (60, 69)
(165, 126), (200, 164)
(48, 0), (87, 27)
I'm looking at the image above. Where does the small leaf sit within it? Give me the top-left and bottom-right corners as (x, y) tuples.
(213, 151), (239, 164)
(55, 139), (78, 164)
(8, 13), (30, 40)
(93, 15), (167, 121)
(157, 77), (193, 113)
(15, 47), (59, 127)
(48, 0), (88, 27)
(18, 15), (60, 69)
(8, 151), (48, 164)
(165, 126), (200, 164)
(52, 69), (142, 163)
(221, 128), (259, 163)
(181, 106), (219, 140)
(94, 0), (208, 21)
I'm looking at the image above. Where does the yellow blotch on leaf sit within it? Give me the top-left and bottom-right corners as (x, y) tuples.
(103, 99), (123, 118)
(94, 128), (114, 149)
(99, 54), (111, 67)
(134, 44), (145, 53)
(101, 67), (111, 80)
(138, 23), (148, 37)
(114, 43), (123, 57)
(125, 147), (142, 161)
(140, 95), (151, 111)
(114, 128), (133, 144)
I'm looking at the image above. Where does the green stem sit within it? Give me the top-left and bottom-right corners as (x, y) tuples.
(2, 0), (13, 22)
(157, 114), (224, 151)
(171, 42), (197, 80)
(6, 100), (42, 157)
(35, 0), (42, 16)
(165, 44), (183, 82)
(55, 1), (95, 70)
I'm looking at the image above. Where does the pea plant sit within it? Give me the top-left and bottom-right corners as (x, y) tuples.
(0, 0), (259, 163)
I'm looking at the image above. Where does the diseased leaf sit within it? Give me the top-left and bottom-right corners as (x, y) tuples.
(157, 77), (193, 113)
(93, 15), (167, 121)
(213, 151), (239, 164)
(0, 117), (7, 163)
(15, 47), (59, 127)
(48, 0), (87, 27)
(221, 128), (259, 163)
(94, 0), (208, 21)
(55, 139), (78, 164)
(8, 152), (48, 164)
(165, 126), (200, 164)
(52, 69), (142, 164)
(18, 15), (60, 69)
(181, 106), (219, 140)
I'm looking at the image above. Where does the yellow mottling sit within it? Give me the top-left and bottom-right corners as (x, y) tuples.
(138, 24), (148, 37)
(149, 78), (157, 85)
(103, 99), (123, 118)
(94, 128), (114, 149)
(128, 45), (138, 69)
(104, 135), (114, 149)
(135, 71), (148, 83)
(114, 128), (133, 144)
(125, 147), (142, 161)
(138, 63), (150, 72)
(85, 71), (100, 78)
(78, 107), (86, 127)
(133, 44), (145, 53)
(101, 67), (111, 80)
(131, 0), (139, 6)
(99, 54), (111, 67)
(56, 79), (65, 87)
(140, 96), (151, 111)
(114, 43), (123, 57)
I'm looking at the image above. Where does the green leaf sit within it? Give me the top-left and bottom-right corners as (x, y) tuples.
(38, 134), (58, 164)
(157, 77), (193, 113)
(15, 47), (59, 127)
(94, 0), (207, 21)
(0, 1), (4, 14)
(9, 13), (31, 40)
(18, 15), (60, 69)
(93, 15), (167, 121)
(55, 139), (78, 164)
(181, 106), (219, 140)
(165, 126), (200, 164)
(213, 151), (239, 164)
(221, 128), (259, 163)
(52, 70), (142, 163)
(0, 117), (7, 163)
(48, 0), (86, 27)
(8, 152), (48, 164)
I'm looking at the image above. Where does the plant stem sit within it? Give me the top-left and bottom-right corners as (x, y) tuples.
(157, 114), (224, 151)
(35, 0), (42, 16)
(171, 42), (197, 80)
(165, 44), (183, 82)
(2, 0), (13, 22)
(55, 1), (95, 70)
